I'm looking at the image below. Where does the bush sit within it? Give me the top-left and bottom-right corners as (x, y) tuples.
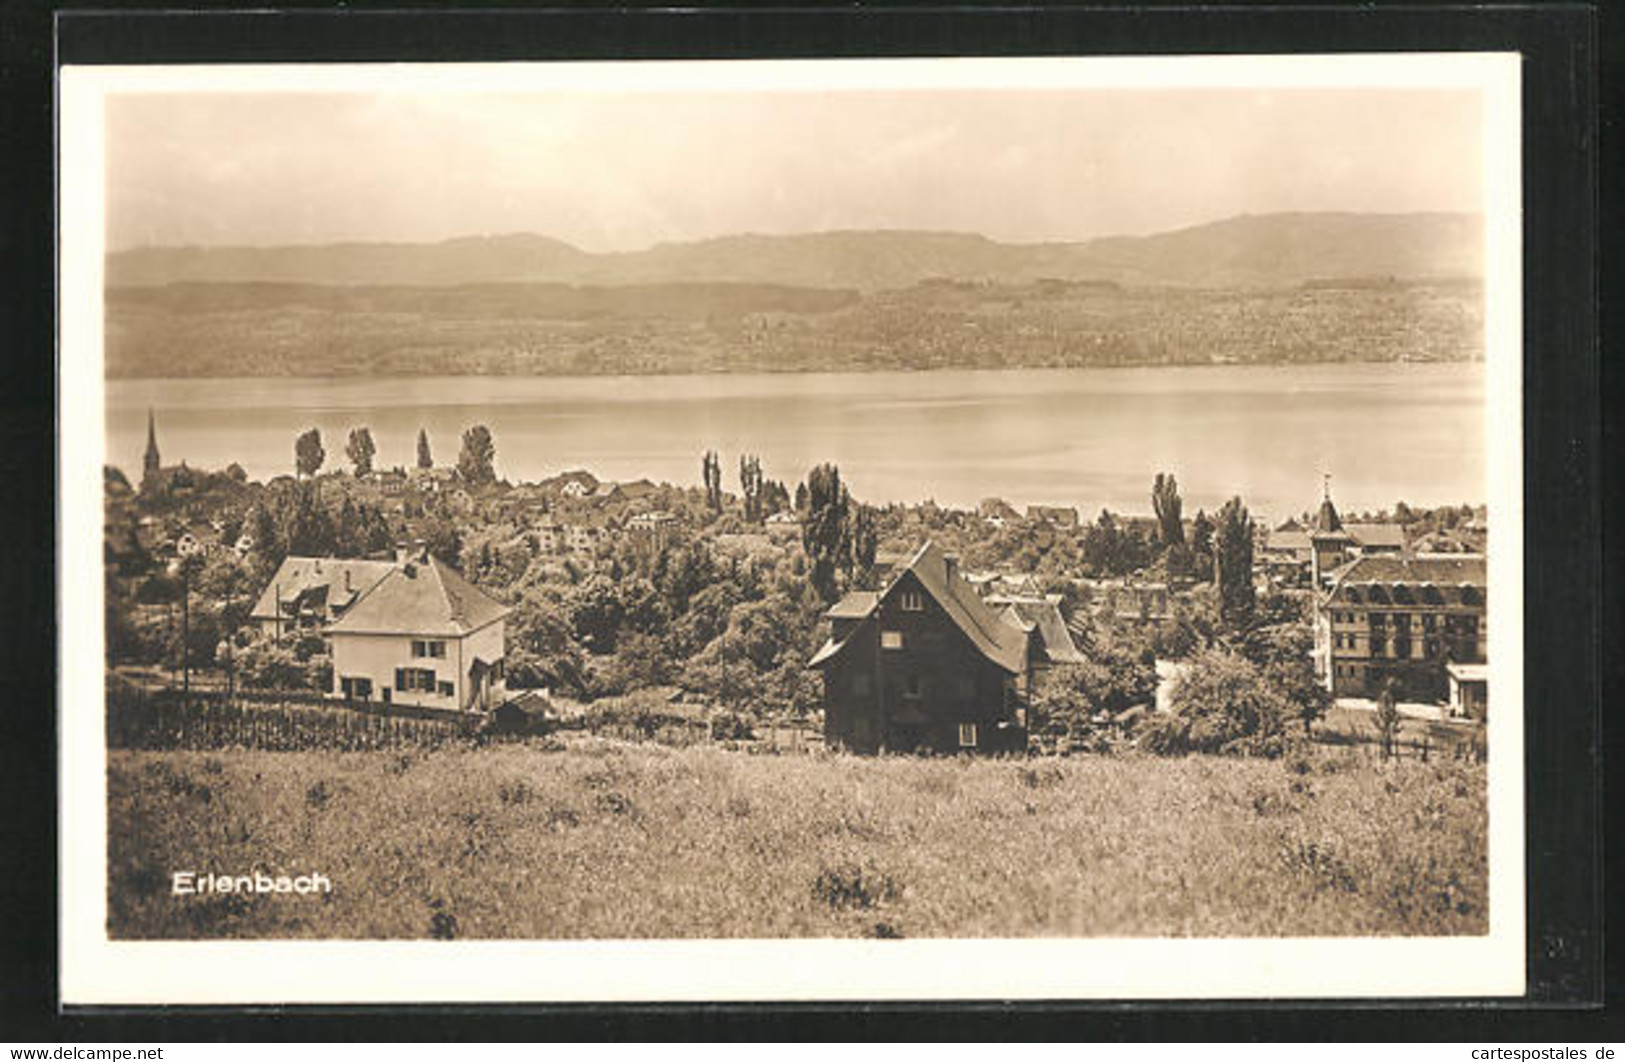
(709, 710), (756, 741)
(1146, 649), (1300, 758)
(134, 572), (183, 604)
(235, 636), (314, 690)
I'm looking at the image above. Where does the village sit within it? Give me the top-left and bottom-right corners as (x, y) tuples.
(104, 412), (1489, 759)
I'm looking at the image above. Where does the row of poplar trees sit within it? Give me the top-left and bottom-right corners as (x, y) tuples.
(292, 425), (497, 485)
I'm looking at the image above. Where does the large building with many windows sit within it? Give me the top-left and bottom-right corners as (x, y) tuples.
(1314, 553), (1487, 709)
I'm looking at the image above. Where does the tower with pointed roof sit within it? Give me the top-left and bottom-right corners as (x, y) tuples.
(142, 408), (161, 491)
(1309, 474), (1354, 587)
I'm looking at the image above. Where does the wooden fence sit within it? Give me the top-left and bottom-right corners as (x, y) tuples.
(106, 685), (478, 752)
(1313, 723), (1486, 765)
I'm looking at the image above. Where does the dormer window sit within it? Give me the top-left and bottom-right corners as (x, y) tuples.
(901, 591), (924, 612)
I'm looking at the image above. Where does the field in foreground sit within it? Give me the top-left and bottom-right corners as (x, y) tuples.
(108, 739), (1487, 940)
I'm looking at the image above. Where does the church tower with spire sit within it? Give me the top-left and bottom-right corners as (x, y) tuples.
(142, 408), (161, 491)
(1309, 473), (1354, 587)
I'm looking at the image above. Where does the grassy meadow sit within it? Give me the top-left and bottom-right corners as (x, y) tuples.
(108, 738), (1487, 940)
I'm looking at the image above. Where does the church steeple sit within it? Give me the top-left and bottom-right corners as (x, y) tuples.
(1313, 472), (1343, 534)
(142, 408), (161, 488)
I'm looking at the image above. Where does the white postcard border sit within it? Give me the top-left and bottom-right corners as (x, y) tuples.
(59, 53), (1525, 1004)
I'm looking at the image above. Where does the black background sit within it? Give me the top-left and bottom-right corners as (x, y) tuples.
(0, 1), (1612, 1042)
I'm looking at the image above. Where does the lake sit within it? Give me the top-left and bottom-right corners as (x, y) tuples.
(105, 364), (1485, 521)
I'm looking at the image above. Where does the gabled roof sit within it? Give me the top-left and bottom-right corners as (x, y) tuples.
(1346, 523), (1406, 550)
(902, 542), (1029, 673)
(808, 541), (1029, 674)
(999, 598), (1086, 665)
(249, 556), (397, 622)
(326, 555), (511, 637)
(1263, 528), (1313, 554)
(825, 592), (879, 619)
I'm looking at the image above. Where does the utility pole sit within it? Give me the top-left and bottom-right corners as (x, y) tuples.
(181, 559), (191, 705)
(225, 572), (236, 700)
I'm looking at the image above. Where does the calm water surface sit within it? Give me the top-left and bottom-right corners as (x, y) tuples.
(106, 365), (1485, 521)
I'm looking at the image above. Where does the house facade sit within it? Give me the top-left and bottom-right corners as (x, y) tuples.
(628, 510), (678, 552)
(566, 525), (601, 553)
(808, 541), (1034, 755)
(534, 520), (566, 554)
(324, 546), (511, 712)
(1313, 553), (1487, 703)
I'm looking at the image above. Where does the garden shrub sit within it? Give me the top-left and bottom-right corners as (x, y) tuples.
(1146, 648), (1302, 758)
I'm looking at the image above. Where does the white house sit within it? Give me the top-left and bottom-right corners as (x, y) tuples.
(324, 545), (511, 712)
(628, 509), (678, 551)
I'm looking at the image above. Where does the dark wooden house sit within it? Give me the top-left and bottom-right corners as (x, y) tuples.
(808, 541), (1038, 754)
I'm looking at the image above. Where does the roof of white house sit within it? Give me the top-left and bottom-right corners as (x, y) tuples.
(248, 556), (398, 623)
(326, 555), (511, 638)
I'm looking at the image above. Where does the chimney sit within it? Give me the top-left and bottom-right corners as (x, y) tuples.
(395, 539), (427, 566)
(944, 552), (960, 583)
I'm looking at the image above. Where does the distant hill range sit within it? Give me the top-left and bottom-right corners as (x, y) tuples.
(107, 212), (1483, 292)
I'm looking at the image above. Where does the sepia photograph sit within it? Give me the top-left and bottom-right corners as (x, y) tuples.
(58, 54), (1525, 1003)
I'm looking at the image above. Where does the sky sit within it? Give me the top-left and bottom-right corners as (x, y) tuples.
(105, 86), (1483, 252)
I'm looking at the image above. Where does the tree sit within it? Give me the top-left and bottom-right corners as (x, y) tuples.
(420, 514), (461, 568)
(457, 425), (497, 485)
(505, 597), (587, 694)
(235, 634), (311, 690)
(851, 504), (878, 585)
(416, 428), (433, 470)
(1142, 648), (1296, 758)
(1189, 509), (1216, 582)
(1374, 676), (1402, 759)
(1214, 496), (1256, 629)
(248, 505), (284, 579)
(739, 454), (764, 521)
(359, 502), (395, 555)
(285, 484), (336, 556)
(1239, 609), (1329, 736)
(567, 574), (626, 654)
(1082, 509), (1150, 576)
(294, 428), (324, 479)
(702, 450), (723, 513)
(345, 427), (376, 477)
(801, 463), (851, 603)
(334, 497), (363, 557)
(1152, 472), (1185, 547)
(794, 481), (809, 514)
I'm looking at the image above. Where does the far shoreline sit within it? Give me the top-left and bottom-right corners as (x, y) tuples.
(103, 359), (1489, 385)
